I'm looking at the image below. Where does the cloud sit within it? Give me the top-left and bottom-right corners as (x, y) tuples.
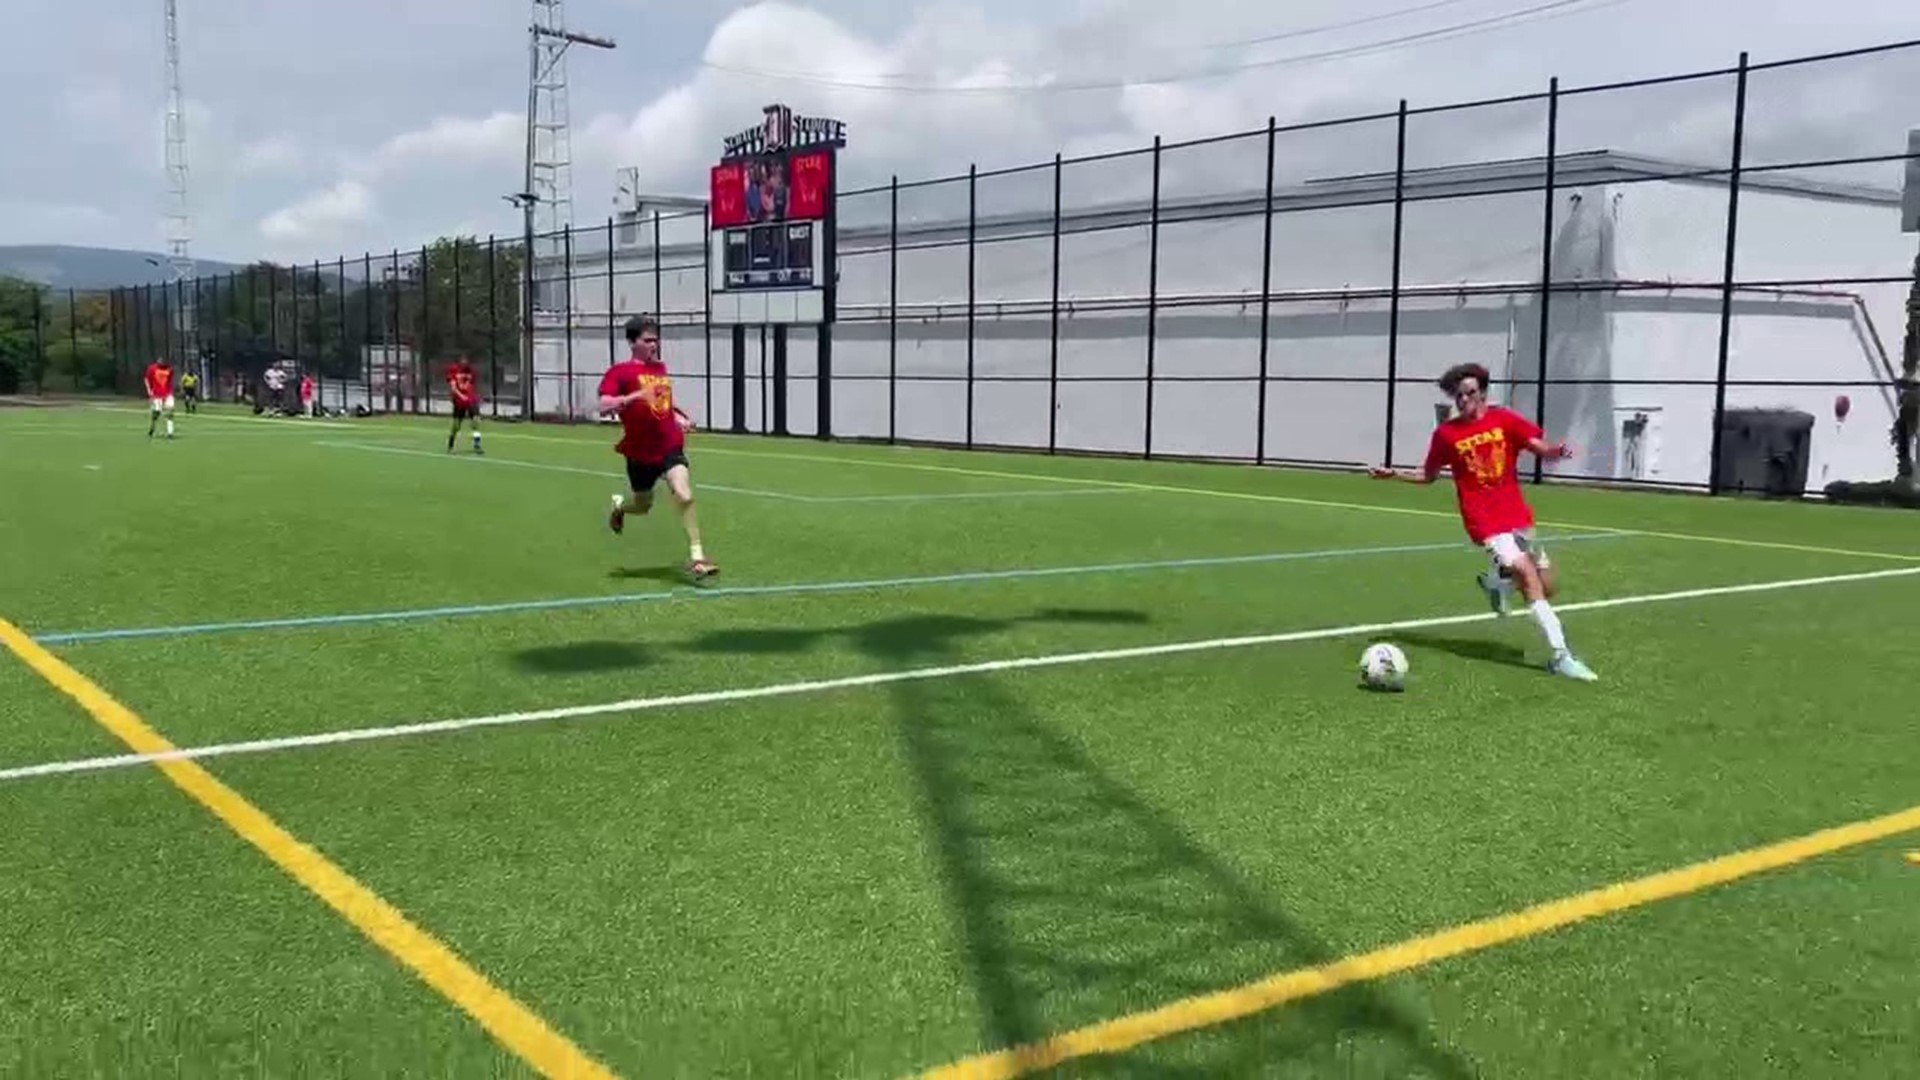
(10, 0), (1917, 264)
(364, 111), (523, 178)
(258, 180), (374, 246)
(238, 135), (305, 176)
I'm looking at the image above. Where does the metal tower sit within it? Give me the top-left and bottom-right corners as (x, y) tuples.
(516, 3), (612, 416)
(163, 0), (196, 359)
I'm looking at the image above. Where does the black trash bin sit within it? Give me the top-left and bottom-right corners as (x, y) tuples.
(1714, 408), (1815, 497)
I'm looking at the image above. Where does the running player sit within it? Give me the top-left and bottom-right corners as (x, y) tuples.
(180, 370), (200, 413)
(1371, 362), (1597, 681)
(144, 356), (177, 439)
(445, 354), (483, 454)
(599, 315), (716, 579)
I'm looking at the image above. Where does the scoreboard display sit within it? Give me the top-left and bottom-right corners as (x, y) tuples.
(722, 221), (816, 288)
(709, 104), (844, 325)
(710, 148), (832, 292)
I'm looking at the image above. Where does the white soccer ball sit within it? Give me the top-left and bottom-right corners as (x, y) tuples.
(1359, 642), (1409, 692)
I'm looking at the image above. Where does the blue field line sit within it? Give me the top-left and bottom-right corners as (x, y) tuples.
(30, 532), (1630, 646)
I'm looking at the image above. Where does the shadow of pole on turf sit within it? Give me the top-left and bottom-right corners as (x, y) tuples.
(841, 616), (1478, 1078)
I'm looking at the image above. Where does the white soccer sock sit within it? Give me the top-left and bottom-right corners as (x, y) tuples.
(689, 542), (705, 561)
(165, 418), (175, 436)
(1530, 599), (1568, 655)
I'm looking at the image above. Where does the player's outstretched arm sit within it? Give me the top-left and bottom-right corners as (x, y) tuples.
(1368, 465), (1438, 484)
(1523, 435), (1574, 461)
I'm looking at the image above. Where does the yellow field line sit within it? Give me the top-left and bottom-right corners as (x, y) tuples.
(0, 617), (619, 1080)
(913, 801), (1920, 1079)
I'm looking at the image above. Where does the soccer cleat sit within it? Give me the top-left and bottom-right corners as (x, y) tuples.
(1476, 571), (1511, 617)
(607, 494), (626, 535)
(1549, 652), (1598, 682)
(686, 558), (718, 580)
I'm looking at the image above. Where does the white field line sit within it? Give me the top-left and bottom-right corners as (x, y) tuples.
(6, 564), (1917, 785)
(314, 439), (1123, 503)
(68, 407), (1920, 562)
(448, 428), (1920, 565)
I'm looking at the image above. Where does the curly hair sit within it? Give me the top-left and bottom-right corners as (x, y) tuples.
(1437, 362), (1491, 397)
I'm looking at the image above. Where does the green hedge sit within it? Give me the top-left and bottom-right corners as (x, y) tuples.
(1823, 479), (1920, 509)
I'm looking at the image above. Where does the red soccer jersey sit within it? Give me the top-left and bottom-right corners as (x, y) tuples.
(597, 356), (684, 464)
(447, 362), (480, 406)
(145, 363), (174, 399)
(1423, 405), (1543, 544)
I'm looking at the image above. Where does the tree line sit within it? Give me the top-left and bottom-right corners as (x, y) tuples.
(0, 236), (523, 396)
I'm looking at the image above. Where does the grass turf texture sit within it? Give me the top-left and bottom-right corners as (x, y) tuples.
(3, 403), (1917, 1077)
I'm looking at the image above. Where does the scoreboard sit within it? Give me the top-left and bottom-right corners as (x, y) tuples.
(708, 105), (843, 326)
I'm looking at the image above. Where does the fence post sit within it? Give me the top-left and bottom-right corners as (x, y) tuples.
(488, 237), (500, 417)
(158, 284), (170, 370)
(212, 275), (224, 389)
(562, 228), (575, 422)
(1144, 135), (1162, 460)
(966, 164), (977, 448)
(1049, 153), (1063, 454)
(389, 250), (401, 412)
(1254, 120), (1276, 464)
(1708, 52), (1751, 497)
(606, 217), (617, 370)
(450, 242), (463, 403)
(420, 245), (434, 415)
(1384, 102), (1409, 468)
(291, 266), (302, 394)
(313, 260), (325, 408)
(651, 210), (663, 316)
(358, 254), (370, 412)
(1531, 77), (1560, 485)
(334, 259), (345, 411)
(702, 204), (714, 430)
(889, 174), (899, 444)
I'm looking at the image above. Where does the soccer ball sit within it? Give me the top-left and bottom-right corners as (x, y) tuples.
(1359, 642), (1409, 692)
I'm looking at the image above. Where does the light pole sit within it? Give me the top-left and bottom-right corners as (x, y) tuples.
(520, 20), (615, 421)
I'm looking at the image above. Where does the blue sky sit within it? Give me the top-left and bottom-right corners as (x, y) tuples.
(4, 0), (1913, 264)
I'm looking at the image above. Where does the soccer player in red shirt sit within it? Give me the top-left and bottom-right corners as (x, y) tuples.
(144, 357), (177, 440)
(445, 354), (483, 454)
(599, 315), (716, 579)
(1371, 362), (1597, 681)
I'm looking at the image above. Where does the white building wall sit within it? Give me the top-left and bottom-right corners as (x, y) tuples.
(1605, 180), (1906, 488)
(529, 157), (1909, 491)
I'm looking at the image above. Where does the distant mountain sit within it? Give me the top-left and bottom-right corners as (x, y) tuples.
(0, 245), (247, 290)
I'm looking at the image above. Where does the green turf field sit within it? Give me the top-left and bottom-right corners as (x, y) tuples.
(3, 401), (1917, 1079)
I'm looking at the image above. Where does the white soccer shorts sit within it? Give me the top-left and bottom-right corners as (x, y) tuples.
(1485, 529), (1550, 573)
(150, 395), (175, 412)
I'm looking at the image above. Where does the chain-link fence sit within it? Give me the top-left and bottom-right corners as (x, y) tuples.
(7, 38), (1914, 496)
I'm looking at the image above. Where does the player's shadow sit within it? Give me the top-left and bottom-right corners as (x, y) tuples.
(514, 640), (654, 674)
(604, 566), (692, 584)
(678, 607), (1147, 661)
(858, 618), (1478, 1076)
(1395, 629), (1533, 671)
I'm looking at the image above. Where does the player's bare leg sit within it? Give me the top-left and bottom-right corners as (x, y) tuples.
(608, 488), (651, 535)
(663, 464), (716, 578)
(1504, 553), (1594, 681)
(446, 409), (482, 454)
